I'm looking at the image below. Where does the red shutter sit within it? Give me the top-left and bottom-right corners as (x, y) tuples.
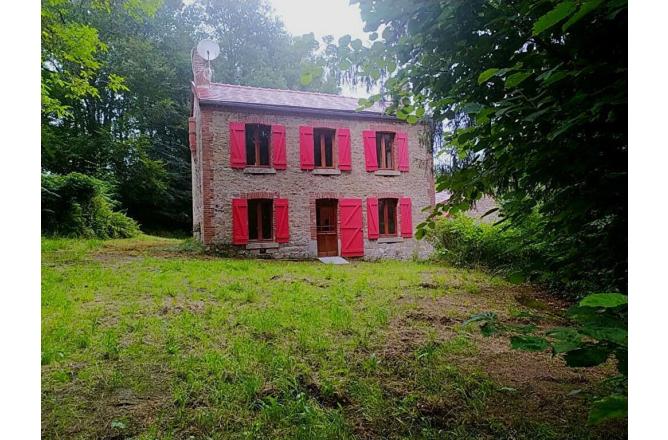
(363, 130), (377, 172)
(397, 132), (409, 172)
(400, 197), (413, 238)
(366, 197), (379, 240)
(229, 122), (246, 169)
(340, 198), (364, 257)
(299, 126), (314, 170)
(337, 128), (351, 171)
(274, 198), (289, 243)
(272, 125), (286, 170)
(232, 199), (248, 244)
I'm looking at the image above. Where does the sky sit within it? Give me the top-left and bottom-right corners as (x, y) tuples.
(269, 0), (369, 42)
(268, 0), (372, 98)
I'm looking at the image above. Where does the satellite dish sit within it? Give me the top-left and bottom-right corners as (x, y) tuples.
(196, 40), (220, 61)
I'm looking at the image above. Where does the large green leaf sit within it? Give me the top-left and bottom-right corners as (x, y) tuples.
(562, 0), (604, 31)
(510, 335), (549, 352)
(505, 71), (532, 89)
(478, 68), (500, 84)
(533, 1), (577, 35)
(580, 326), (627, 346)
(588, 395), (627, 424)
(564, 345), (609, 367)
(546, 327), (582, 354)
(579, 293), (628, 308)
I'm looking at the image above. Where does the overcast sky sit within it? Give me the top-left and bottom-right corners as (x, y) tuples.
(269, 0), (369, 42)
(269, 0), (372, 97)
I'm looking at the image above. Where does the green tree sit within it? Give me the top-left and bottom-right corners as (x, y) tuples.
(325, 0), (627, 293)
(42, 0), (339, 234)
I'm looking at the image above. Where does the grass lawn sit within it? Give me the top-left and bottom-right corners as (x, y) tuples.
(42, 236), (625, 439)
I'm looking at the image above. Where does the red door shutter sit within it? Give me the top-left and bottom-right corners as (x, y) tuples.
(362, 130), (377, 172)
(337, 128), (351, 170)
(400, 197), (413, 238)
(229, 122), (246, 169)
(232, 199), (248, 244)
(397, 132), (409, 172)
(272, 124), (286, 170)
(274, 198), (289, 243)
(340, 198), (364, 257)
(366, 197), (379, 240)
(299, 126), (314, 170)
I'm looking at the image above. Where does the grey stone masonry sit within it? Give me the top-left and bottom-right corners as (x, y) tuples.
(191, 102), (435, 260)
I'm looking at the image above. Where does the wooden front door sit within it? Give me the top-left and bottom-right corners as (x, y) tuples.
(316, 199), (338, 257)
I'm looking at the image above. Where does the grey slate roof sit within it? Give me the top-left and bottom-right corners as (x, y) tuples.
(194, 82), (388, 115)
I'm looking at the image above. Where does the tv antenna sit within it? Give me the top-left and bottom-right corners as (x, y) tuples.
(196, 40), (220, 83)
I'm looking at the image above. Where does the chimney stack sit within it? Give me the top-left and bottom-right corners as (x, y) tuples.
(191, 49), (212, 87)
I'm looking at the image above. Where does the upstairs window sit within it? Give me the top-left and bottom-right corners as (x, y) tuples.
(245, 124), (271, 167)
(248, 199), (273, 240)
(376, 132), (395, 170)
(378, 198), (398, 236)
(313, 128), (335, 168)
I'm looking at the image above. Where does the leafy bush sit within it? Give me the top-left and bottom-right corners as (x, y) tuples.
(429, 214), (547, 276)
(41, 172), (140, 239)
(428, 213), (617, 295)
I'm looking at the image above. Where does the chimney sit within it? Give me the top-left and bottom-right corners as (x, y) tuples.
(191, 49), (213, 87)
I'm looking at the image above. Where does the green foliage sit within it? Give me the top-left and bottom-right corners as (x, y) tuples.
(427, 214), (562, 285)
(42, 173), (139, 239)
(41, 0), (160, 117)
(468, 292), (628, 424)
(510, 335), (550, 352)
(329, 0), (627, 294)
(42, 0), (340, 233)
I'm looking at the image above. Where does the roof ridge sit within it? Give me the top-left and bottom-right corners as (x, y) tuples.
(206, 81), (365, 101)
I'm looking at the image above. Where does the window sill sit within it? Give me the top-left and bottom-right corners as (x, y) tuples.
(244, 167), (276, 174)
(374, 170), (401, 177)
(377, 236), (403, 244)
(312, 168), (341, 176)
(246, 242), (279, 250)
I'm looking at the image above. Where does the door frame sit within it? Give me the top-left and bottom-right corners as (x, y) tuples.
(316, 198), (339, 257)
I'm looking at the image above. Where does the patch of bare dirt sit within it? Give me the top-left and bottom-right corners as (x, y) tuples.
(159, 297), (205, 316)
(42, 361), (173, 440)
(269, 274), (330, 288)
(91, 239), (215, 265)
(377, 287), (620, 433)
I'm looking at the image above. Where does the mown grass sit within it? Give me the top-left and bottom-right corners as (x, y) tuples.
(42, 236), (625, 439)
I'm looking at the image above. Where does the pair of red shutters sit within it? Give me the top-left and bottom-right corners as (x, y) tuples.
(229, 122), (409, 172)
(231, 199), (289, 245)
(230, 197), (412, 257)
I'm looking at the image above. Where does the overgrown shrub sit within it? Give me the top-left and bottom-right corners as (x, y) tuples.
(427, 213), (606, 295)
(41, 172), (140, 239)
(429, 214), (546, 272)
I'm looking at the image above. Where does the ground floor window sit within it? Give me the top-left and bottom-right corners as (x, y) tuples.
(378, 198), (398, 236)
(248, 199), (273, 240)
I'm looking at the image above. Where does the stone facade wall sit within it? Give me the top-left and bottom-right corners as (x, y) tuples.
(192, 103), (435, 260)
(191, 94), (203, 240)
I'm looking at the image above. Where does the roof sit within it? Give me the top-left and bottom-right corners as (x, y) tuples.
(193, 82), (390, 117)
(436, 191), (500, 224)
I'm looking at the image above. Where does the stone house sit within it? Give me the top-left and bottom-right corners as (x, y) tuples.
(188, 51), (435, 259)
